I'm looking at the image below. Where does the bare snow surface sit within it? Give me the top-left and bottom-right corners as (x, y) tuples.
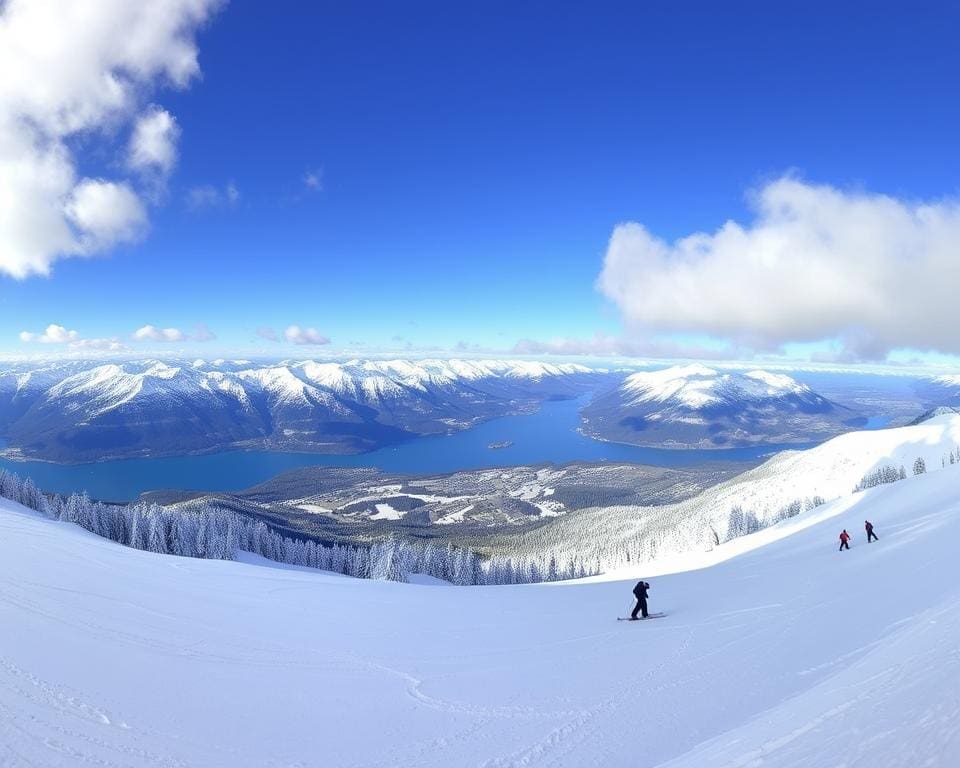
(4, 463), (960, 764)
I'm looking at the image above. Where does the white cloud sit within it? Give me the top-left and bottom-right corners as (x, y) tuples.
(597, 177), (960, 361)
(19, 324), (80, 344)
(131, 324), (215, 343)
(303, 168), (323, 191)
(128, 106), (180, 176)
(64, 179), (148, 251)
(133, 324), (187, 342)
(18, 325), (126, 352)
(284, 325), (331, 345)
(256, 326), (279, 342)
(24, 323), (218, 346)
(0, 0), (222, 278)
(186, 181), (240, 211)
(70, 337), (126, 352)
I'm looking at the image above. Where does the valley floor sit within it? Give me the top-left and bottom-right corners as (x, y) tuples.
(2, 468), (960, 767)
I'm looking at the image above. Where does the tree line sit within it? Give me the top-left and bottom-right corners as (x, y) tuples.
(851, 453), (952, 494)
(0, 468), (598, 585)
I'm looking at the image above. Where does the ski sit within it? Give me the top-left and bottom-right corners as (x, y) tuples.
(617, 612), (666, 621)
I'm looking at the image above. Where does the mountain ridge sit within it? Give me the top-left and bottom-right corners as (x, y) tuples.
(0, 358), (605, 462)
(582, 364), (860, 449)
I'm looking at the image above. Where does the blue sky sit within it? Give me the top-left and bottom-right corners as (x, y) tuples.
(3, 2), (960, 362)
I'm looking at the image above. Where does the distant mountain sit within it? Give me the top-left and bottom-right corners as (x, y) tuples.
(0, 359), (604, 462)
(914, 375), (960, 411)
(580, 364), (861, 449)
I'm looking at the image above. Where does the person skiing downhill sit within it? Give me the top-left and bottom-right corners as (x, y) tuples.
(865, 520), (878, 542)
(630, 580), (650, 620)
(839, 529), (851, 551)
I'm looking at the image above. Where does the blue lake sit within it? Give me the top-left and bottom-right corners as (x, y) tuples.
(0, 396), (824, 501)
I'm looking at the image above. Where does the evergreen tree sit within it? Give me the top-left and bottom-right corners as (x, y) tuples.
(0, 466), (605, 586)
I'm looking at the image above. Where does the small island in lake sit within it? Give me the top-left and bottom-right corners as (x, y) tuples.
(487, 440), (514, 450)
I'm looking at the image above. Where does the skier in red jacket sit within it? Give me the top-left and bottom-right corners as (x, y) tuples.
(839, 530), (851, 551)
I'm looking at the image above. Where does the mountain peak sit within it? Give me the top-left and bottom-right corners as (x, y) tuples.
(622, 366), (810, 409)
(583, 365), (843, 450)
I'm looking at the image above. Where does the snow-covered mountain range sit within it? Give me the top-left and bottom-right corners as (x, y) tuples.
(581, 363), (861, 448)
(0, 359), (602, 461)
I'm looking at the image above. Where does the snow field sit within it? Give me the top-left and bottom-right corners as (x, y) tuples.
(3, 460), (960, 766)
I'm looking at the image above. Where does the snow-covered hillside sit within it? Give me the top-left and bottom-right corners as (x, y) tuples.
(0, 358), (603, 461)
(3, 458), (960, 766)
(500, 413), (960, 571)
(581, 363), (858, 449)
(166, 461), (733, 534)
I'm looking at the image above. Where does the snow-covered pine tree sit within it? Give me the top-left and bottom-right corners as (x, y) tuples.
(0, 467), (597, 586)
(726, 505), (745, 540)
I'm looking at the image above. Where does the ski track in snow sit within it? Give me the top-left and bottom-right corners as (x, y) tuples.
(3, 460), (960, 767)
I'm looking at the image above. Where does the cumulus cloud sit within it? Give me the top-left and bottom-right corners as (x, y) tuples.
(64, 179), (148, 251)
(19, 325), (125, 351)
(597, 176), (960, 361)
(0, 0), (222, 278)
(70, 337), (126, 352)
(133, 325), (187, 343)
(284, 325), (331, 345)
(128, 106), (180, 176)
(19, 324), (80, 344)
(186, 182), (240, 211)
(130, 324), (215, 343)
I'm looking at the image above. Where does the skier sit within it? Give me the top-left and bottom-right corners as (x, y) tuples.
(839, 529), (851, 551)
(865, 520), (878, 543)
(630, 580), (650, 620)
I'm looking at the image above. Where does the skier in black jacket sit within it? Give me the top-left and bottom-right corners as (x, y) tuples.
(631, 580), (650, 620)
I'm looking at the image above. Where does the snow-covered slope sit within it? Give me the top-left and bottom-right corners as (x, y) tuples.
(501, 412), (960, 571)
(2, 461), (960, 766)
(581, 363), (858, 449)
(0, 359), (603, 461)
(910, 404), (960, 424)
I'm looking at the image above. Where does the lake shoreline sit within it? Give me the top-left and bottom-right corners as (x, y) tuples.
(0, 396), (825, 502)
